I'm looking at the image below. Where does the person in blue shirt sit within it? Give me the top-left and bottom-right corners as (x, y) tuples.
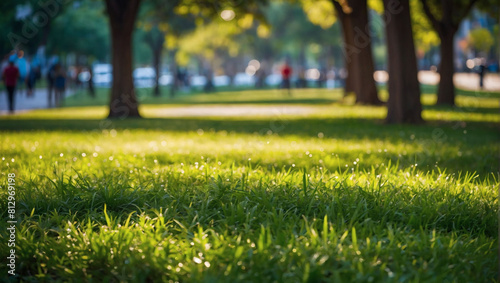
(53, 63), (66, 107)
(15, 50), (28, 96)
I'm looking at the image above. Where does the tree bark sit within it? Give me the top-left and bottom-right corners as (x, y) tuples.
(335, 8), (355, 95)
(169, 50), (178, 98)
(383, 0), (422, 124)
(420, 0), (478, 107)
(146, 29), (164, 97)
(152, 46), (162, 96)
(333, 0), (381, 104)
(105, 0), (142, 118)
(436, 33), (455, 105)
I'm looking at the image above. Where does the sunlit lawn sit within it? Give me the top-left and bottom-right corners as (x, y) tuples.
(0, 87), (498, 282)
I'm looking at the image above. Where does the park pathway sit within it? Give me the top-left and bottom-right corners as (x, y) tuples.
(148, 105), (317, 117)
(1, 72), (498, 116)
(0, 88), (75, 115)
(418, 71), (500, 92)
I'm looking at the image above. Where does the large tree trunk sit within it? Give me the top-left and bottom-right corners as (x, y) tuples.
(383, 0), (422, 124)
(436, 32), (455, 105)
(336, 8), (355, 95)
(333, 0), (380, 104)
(105, 0), (142, 118)
(350, 0), (381, 104)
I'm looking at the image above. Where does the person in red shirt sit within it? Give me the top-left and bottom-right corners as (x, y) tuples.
(281, 62), (293, 96)
(2, 59), (20, 113)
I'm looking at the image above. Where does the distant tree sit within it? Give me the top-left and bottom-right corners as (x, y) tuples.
(141, 24), (166, 96)
(138, 0), (195, 97)
(419, 0), (479, 106)
(48, 2), (110, 62)
(1, 0), (70, 56)
(469, 28), (494, 55)
(104, 0), (266, 118)
(175, 17), (246, 76)
(383, 0), (422, 123)
(0, 1), (21, 56)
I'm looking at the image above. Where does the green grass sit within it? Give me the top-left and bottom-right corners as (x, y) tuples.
(0, 88), (498, 282)
(63, 84), (500, 106)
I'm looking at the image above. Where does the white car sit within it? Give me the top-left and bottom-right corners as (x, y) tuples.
(265, 74), (281, 86)
(213, 75), (230, 87)
(190, 75), (207, 87)
(233, 73), (254, 86)
(93, 64), (112, 87)
(133, 67), (156, 88)
(159, 74), (173, 86)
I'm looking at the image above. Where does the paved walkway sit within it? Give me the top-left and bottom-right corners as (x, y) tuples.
(418, 71), (500, 92)
(0, 88), (74, 115)
(149, 105), (317, 117)
(1, 72), (498, 116)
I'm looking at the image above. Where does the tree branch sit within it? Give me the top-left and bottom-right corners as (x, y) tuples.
(332, 0), (346, 19)
(420, 0), (441, 34)
(455, 0), (479, 29)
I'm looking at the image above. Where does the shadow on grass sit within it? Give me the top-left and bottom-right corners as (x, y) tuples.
(0, 116), (497, 176)
(422, 104), (500, 114)
(65, 87), (343, 107)
(420, 84), (500, 98)
(0, 116), (497, 138)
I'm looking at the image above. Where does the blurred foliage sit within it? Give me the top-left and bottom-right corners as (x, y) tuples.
(134, 0), (196, 66)
(469, 28), (494, 54)
(47, 1), (109, 62)
(176, 18), (245, 66)
(367, 0), (384, 13)
(410, 0), (439, 53)
(0, 0), (70, 55)
(0, 0), (497, 74)
(301, 0), (336, 29)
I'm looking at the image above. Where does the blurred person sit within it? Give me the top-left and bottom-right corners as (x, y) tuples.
(2, 58), (20, 114)
(487, 59), (499, 73)
(296, 67), (306, 88)
(0, 53), (12, 73)
(68, 66), (78, 90)
(317, 68), (327, 88)
(47, 60), (58, 107)
(54, 64), (66, 107)
(177, 67), (186, 89)
(478, 60), (486, 89)
(183, 68), (190, 87)
(15, 50), (28, 96)
(255, 66), (266, 89)
(280, 62), (292, 96)
(26, 57), (40, 97)
(87, 67), (95, 98)
(203, 69), (215, 93)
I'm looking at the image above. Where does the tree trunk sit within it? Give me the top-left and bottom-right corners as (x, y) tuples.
(420, 0), (473, 107)
(436, 32), (455, 105)
(333, 0), (380, 104)
(334, 2), (355, 96)
(105, 0), (142, 118)
(145, 28), (165, 97)
(383, 0), (422, 124)
(169, 52), (178, 98)
(153, 47), (162, 96)
(349, 0), (381, 104)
